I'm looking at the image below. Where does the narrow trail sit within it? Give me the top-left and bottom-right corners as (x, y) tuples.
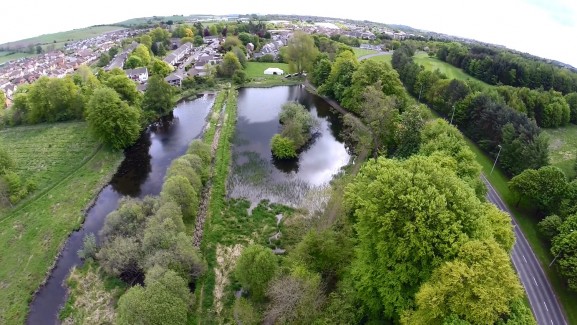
(192, 99), (227, 247)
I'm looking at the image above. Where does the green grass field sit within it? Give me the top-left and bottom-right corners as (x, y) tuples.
(0, 26), (125, 51)
(544, 125), (577, 179)
(245, 62), (289, 79)
(366, 53), (392, 65)
(414, 52), (492, 88)
(353, 47), (378, 58)
(0, 122), (123, 324)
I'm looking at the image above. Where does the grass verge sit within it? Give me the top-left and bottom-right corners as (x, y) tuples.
(0, 146), (123, 324)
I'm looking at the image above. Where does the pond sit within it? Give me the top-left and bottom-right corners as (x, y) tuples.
(26, 94), (214, 325)
(228, 85), (351, 213)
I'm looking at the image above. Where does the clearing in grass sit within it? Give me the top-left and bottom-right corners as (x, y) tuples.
(544, 124), (577, 179)
(413, 52), (492, 88)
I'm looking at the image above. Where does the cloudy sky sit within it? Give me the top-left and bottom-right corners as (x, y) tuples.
(3, 0), (577, 66)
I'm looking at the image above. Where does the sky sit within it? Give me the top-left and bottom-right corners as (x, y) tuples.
(2, 0), (577, 67)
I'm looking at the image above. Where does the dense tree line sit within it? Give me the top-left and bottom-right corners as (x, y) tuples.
(437, 42), (577, 94)
(392, 44), (549, 176)
(2, 67), (175, 150)
(81, 139), (211, 323)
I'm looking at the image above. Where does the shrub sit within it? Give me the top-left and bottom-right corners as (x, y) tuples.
(271, 134), (297, 159)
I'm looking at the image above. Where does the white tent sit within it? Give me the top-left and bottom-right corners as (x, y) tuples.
(264, 67), (284, 75)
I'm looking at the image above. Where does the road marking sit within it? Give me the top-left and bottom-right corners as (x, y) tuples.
(543, 301), (549, 312)
(551, 319), (554, 325)
(533, 276), (538, 286)
(523, 255), (527, 263)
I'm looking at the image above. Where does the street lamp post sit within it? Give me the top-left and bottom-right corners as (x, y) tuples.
(490, 144), (502, 175)
(450, 105), (456, 125)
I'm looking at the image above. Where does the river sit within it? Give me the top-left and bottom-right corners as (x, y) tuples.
(26, 94), (214, 325)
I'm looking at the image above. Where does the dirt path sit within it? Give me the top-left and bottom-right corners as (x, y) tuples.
(192, 100), (227, 248)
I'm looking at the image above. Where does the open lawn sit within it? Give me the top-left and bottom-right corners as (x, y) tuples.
(245, 62), (289, 79)
(544, 124), (577, 179)
(414, 52), (492, 88)
(0, 122), (123, 324)
(0, 26), (125, 51)
(366, 53), (392, 65)
(353, 47), (378, 58)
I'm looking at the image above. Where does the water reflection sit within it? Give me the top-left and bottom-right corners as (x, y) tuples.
(229, 86), (350, 210)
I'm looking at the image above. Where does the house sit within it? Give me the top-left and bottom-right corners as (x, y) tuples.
(165, 73), (183, 87)
(125, 67), (149, 83)
(264, 67), (284, 75)
(164, 42), (193, 67)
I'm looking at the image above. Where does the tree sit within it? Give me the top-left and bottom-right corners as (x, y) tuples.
(551, 214), (577, 291)
(310, 57), (332, 87)
(97, 235), (142, 277)
(318, 51), (358, 102)
(265, 267), (324, 324)
(97, 52), (111, 67)
(394, 104), (428, 158)
(359, 84), (399, 155)
(180, 36), (194, 45)
(235, 244), (278, 300)
(0, 90), (6, 109)
(286, 31), (318, 74)
(193, 35), (204, 47)
(345, 155), (501, 318)
(140, 34), (152, 49)
(222, 36), (242, 51)
(117, 268), (190, 325)
(149, 27), (170, 44)
(232, 46), (247, 68)
(86, 87), (142, 150)
(108, 46), (119, 58)
(565, 92), (577, 124)
(124, 55), (143, 69)
(165, 158), (202, 190)
(509, 166), (567, 215)
(402, 240), (523, 325)
(148, 58), (173, 78)
(160, 175), (198, 222)
(187, 139), (212, 165)
(538, 215), (563, 241)
(271, 134), (297, 160)
(104, 74), (140, 106)
(233, 70), (247, 84)
(217, 52), (242, 78)
(143, 75), (174, 116)
(133, 44), (151, 66)
(209, 25), (218, 36)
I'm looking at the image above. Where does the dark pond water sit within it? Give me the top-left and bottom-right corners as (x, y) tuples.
(26, 94), (214, 325)
(228, 85), (350, 212)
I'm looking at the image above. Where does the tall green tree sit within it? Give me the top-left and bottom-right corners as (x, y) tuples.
(133, 44), (151, 66)
(124, 55), (143, 69)
(551, 214), (577, 291)
(117, 268), (190, 325)
(104, 74), (140, 106)
(318, 51), (358, 102)
(140, 34), (153, 49)
(149, 27), (170, 44)
(217, 52), (242, 78)
(235, 244), (278, 301)
(345, 155), (499, 318)
(310, 57), (332, 87)
(286, 31), (318, 74)
(148, 58), (173, 77)
(143, 75), (174, 117)
(402, 240), (523, 324)
(509, 165), (567, 215)
(359, 84), (399, 155)
(86, 87), (141, 150)
(160, 175), (198, 222)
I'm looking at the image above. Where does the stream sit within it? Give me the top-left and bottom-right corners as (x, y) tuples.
(26, 94), (214, 325)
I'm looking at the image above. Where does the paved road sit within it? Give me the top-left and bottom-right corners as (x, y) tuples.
(482, 175), (567, 325)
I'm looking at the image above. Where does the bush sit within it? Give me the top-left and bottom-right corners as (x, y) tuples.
(77, 233), (98, 260)
(271, 134), (297, 159)
(258, 54), (275, 63)
(233, 70), (248, 84)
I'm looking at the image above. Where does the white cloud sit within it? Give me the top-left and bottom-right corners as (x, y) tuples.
(1, 0), (576, 66)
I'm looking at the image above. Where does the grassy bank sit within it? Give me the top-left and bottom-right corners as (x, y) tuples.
(366, 53), (392, 65)
(544, 124), (577, 179)
(0, 145), (123, 324)
(414, 52), (492, 88)
(461, 137), (577, 324)
(353, 47), (378, 58)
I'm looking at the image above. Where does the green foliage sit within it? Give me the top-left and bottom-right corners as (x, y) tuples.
(402, 240), (522, 324)
(509, 166), (567, 215)
(187, 139), (212, 165)
(143, 75), (174, 117)
(551, 214), (577, 291)
(235, 244), (278, 301)
(124, 55), (143, 69)
(310, 57), (332, 87)
(345, 155), (511, 318)
(234, 297), (261, 325)
(233, 69), (248, 84)
(218, 52), (242, 78)
(96, 52), (110, 67)
(278, 102), (316, 148)
(538, 215), (563, 241)
(22, 76), (84, 124)
(193, 35), (204, 46)
(165, 158), (202, 190)
(318, 51), (358, 102)
(286, 31), (318, 74)
(359, 84), (399, 155)
(148, 58), (173, 77)
(565, 92), (577, 124)
(160, 175), (198, 222)
(103, 74), (140, 106)
(271, 134), (296, 159)
(0, 145), (14, 174)
(86, 87), (142, 150)
(117, 268), (190, 325)
(139, 34), (152, 48)
(149, 27), (170, 44)
(223, 36), (242, 51)
(77, 233), (97, 260)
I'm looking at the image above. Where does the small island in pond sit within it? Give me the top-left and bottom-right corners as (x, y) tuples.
(270, 102), (318, 159)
